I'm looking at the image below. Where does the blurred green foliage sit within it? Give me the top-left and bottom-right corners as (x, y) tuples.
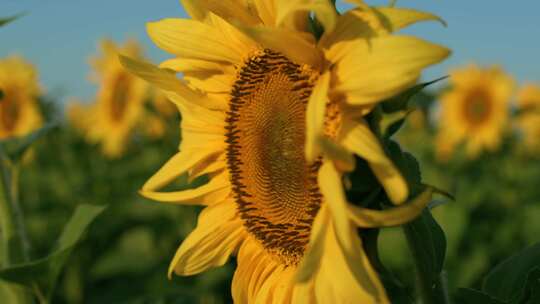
(378, 90), (540, 302)
(1, 97), (234, 303)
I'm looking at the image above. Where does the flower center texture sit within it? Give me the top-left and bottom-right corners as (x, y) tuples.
(464, 90), (492, 125)
(0, 89), (21, 132)
(110, 73), (131, 122)
(225, 49), (322, 265)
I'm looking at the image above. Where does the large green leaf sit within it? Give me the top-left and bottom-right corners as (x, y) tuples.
(455, 288), (507, 304)
(0, 204), (106, 299)
(483, 242), (540, 303)
(404, 209), (447, 282)
(388, 141), (448, 302)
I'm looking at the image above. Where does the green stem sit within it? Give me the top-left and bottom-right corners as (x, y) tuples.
(0, 157), (29, 265)
(0, 153), (32, 304)
(403, 226), (450, 304)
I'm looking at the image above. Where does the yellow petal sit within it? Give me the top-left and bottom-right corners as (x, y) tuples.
(314, 220), (389, 303)
(197, 0), (261, 25)
(120, 56), (227, 111)
(334, 35), (450, 105)
(256, 267), (295, 303)
(317, 162), (389, 298)
(232, 240), (279, 303)
(139, 172), (230, 205)
(142, 150), (222, 191)
(319, 8), (379, 52)
(120, 55), (190, 93)
(343, 0), (367, 7)
(180, 0), (208, 21)
(234, 25), (324, 69)
(373, 6), (446, 32)
(317, 161), (360, 270)
(305, 72), (330, 162)
(253, 0), (277, 26)
(349, 188), (433, 228)
(295, 204), (330, 283)
(275, 0), (338, 32)
(318, 137), (356, 172)
(168, 201), (245, 276)
(206, 12), (259, 56)
(341, 118), (409, 204)
(291, 281), (316, 303)
(146, 18), (244, 64)
(159, 57), (231, 73)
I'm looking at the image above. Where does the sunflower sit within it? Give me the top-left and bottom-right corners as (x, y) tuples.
(516, 84), (540, 152)
(0, 56), (43, 140)
(436, 65), (514, 159)
(67, 39), (148, 158)
(122, 1), (449, 302)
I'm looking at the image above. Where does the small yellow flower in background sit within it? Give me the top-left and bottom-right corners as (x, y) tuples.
(0, 56), (43, 139)
(436, 65), (514, 160)
(122, 1), (449, 303)
(516, 84), (540, 152)
(68, 39), (150, 158)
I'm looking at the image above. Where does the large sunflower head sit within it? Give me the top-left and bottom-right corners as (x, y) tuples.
(0, 56), (43, 139)
(68, 39), (149, 158)
(516, 84), (540, 152)
(436, 65), (514, 159)
(123, 1), (449, 302)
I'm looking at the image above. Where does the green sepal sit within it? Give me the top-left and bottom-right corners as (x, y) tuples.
(0, 204), (106, 300)
(380, 109), (413, 140)
(0, 13), (25, 27)
(381, 76), (448, 114)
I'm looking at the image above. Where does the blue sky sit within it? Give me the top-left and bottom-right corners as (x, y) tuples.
(1, 0), (539, 102)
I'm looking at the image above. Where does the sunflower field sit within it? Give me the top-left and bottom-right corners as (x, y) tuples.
(1, 1), (539, 304)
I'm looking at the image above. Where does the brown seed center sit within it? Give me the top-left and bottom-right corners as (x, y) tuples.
(464, 90), (492, 125)
(109, 73), (131, 122)
(225, 50), (322, 265)
(0, 88), (21, 133)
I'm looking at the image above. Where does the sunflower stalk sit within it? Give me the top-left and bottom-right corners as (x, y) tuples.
(0, 154), (30, 265)
(0, 150), (32, 304)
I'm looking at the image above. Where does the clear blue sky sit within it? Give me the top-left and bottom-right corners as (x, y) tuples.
(1, 0), (539, 102)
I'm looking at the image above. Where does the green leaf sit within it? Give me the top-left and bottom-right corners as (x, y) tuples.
(0, 122), (58, 163)
(0, 204), (106, 299)
(0, 13), (25, 27)
(483, 242), (540, 303)
(404, 208), (447, 282)
(0, 90), (4, 101)
(381, 76), (448, 113)
(455, 288), (507, 304)
(361, 228), (414, 304)
(387, 141), (423, 195)
(521, 267), (540, 304)
(389, 141), (448, 301)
